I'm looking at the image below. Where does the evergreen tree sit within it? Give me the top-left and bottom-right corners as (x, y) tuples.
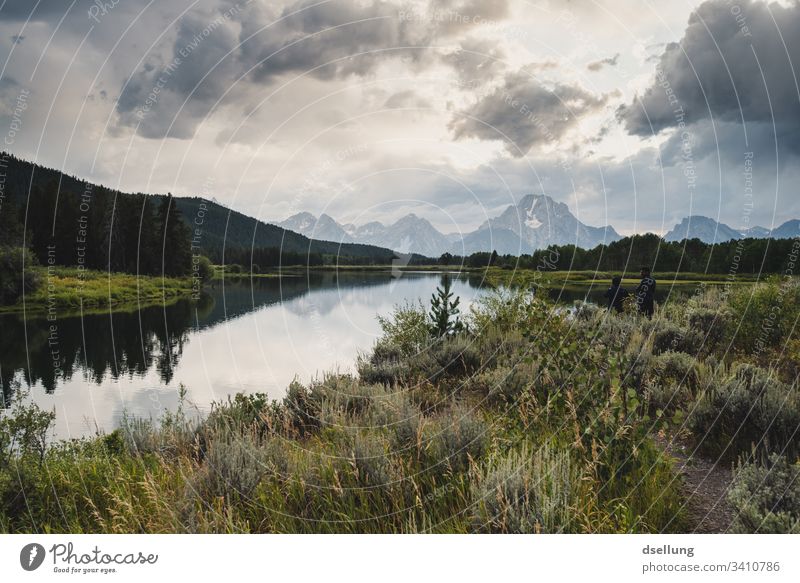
(0, 190), (24, 247)
(156, 194), (191, 277)
(137, 196), (160, 275)
(428, 273), (464, 337)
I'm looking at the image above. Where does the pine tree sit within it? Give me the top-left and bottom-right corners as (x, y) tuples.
(156, 194), (191, 277)
(0, 190), (25, 247)
(428, 273), (464, 337)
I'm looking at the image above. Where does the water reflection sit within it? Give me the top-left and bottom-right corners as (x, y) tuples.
(0, 272), (484, 438)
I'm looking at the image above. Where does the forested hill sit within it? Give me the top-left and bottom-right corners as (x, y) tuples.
(172, 196), (400, 262)
(0, 153), (400, 269)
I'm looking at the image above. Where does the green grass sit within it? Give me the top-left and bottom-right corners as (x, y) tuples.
(0, 267), (194, 314)
(483, 267), (761, 288)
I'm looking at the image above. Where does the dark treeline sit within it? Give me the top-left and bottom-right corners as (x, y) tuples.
(0, 153), (400, 281)
(0, 151), (192, 276)
(432, 233), (799, 274)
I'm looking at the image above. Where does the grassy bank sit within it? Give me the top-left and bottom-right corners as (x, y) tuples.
(1, 276), (798, 533)
(0, 267), (194, 314)
(483, 267), (762, 289)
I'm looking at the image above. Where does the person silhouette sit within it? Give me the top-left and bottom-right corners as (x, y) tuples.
(635, 267), (656, 318)
(604, 275), (628, 313)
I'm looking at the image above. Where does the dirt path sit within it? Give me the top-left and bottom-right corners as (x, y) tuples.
(656, 433), (738, 533)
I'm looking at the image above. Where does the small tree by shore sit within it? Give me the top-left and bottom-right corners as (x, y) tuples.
(429, 273), (463, 337)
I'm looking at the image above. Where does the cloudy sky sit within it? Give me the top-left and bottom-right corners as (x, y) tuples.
(1, 0), (799, 234)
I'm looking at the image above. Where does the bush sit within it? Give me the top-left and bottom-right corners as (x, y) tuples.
(194, 255), (214, 282)
(0, 246), (41, 304)
(120, 387), (199, 458)
(375, 301), (429, 356)
(191, 435), (268, 500)
(687, 307), (729, 348)
(428, 335), (483, 380)
(727, 279), (800, 353)
(0, 391), (55, 466)
(688, 364), (800, 459)
(467, 358), (537, 405)
(352, 433), (392, 486)
(360, 335), (482, 386)
(728, 454), (800, 533)
(468, 287), (536, 333)
(430, 405), (487, 474)
(282, 380), (320, 435)
(470, 442), (581, 533)
(644, 351), (700, 413)
(649, 319), (704, 356)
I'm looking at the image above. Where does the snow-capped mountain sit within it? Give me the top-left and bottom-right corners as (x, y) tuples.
(278, 212), (353, 243)
(350, 214), (453, 257)
(465, 194), (622, 254)
(275, 194), (623, 257)
(276, 202), (797, 257)
(276, 212), (453, 256)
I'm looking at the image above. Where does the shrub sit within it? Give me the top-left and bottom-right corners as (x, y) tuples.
(728, 454), (800, 533)
(309, 375), (388, 423)
(360, 335), (482, 386)
(352, 433), (392, 486)
(687, 306), (729, 348)
(375, 301), (429, 356)
(428, 335), (483, 380)
(389, 401), (424, 452)
(120, 387), (199, 458)
(0, 391), (55, 466)
(649, 319), (704, 356)
(468, 287), (536, 333)
(283, 380), (320, 435)
(470, 442), (581, 533)
(727, 279), (800, 353)
(688, 364), (800, 459)
(430, 405), (487, 474)
(194, 255), (214, 282)
(191, 435), (268, 500)
(644, 351), (700, 413)
(467, 358), (537, 405)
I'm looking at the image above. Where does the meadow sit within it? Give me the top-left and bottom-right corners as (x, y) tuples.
(0, 266), (193, 314)
(0, 274), (798, 533)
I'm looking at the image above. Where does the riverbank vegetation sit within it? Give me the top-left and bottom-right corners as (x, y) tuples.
(0, 264), (193, 313)
(1, 274), (797, 533)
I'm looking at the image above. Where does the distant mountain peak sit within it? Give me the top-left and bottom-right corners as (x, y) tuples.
(664, 215), (743, 243)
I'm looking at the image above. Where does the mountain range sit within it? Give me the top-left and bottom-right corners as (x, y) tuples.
(3, 152), (797, 260)
(279, 200), (800, 256)
(664, 215), (800, 244)
(278, 194), (624, 256)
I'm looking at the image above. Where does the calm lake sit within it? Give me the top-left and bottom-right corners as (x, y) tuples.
(1, 271), (683, 439)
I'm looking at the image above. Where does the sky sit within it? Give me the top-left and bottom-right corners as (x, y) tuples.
(1, 0), (799, 235)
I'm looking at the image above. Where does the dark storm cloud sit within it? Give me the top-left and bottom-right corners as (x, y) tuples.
(116, 6), (241, 139)
(587, 53), (619, 72)
(0, 0), (89, 20)
(113, 0), (512, 139)
(620, 0), (800, 155)
(449, 70), (608, 156)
